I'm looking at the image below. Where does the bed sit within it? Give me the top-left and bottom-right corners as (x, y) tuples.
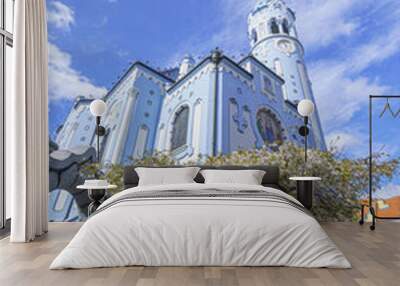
(50, 165), (351, 269)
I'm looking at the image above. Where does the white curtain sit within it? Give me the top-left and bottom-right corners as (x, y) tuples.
(9, 0), (49, 242)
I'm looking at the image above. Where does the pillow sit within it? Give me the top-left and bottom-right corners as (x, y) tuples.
(200, 169), (266, 185)
(135, 167), (201, 186)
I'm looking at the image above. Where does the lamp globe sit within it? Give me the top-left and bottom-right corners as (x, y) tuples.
(297, 99), (315, 117)
(90, 99), (107, 117)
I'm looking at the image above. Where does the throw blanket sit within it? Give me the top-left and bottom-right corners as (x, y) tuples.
(93, 189), (311, 217)
(50, 183), (351, 269)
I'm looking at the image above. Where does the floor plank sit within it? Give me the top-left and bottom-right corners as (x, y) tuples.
(0, 222), (399, 286)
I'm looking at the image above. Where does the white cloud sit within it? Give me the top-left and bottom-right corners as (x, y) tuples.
(326, 131), (363, 151)
(287, 0), (362, 49)
(288, 0), (400, 159)
(209, 0), (256, 53)
(47, 1), (75, 31)
(165, 0), (367, 65)
(293, 0), (400, 132)
(375, 183), (400, 199)
(165, 0), (256, 66)
(310, 60), (389, 130)
(208, 0), (362, 55)
(350, 26), (400, 73)
(326, 126), (400, 160)
(309, 16), (400, 131)
(48, 42), (107, 101)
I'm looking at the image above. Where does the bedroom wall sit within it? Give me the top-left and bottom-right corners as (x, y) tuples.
(46, 0), (400, 222)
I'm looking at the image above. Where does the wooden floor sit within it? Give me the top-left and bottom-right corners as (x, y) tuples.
(0, 222), (399, 286)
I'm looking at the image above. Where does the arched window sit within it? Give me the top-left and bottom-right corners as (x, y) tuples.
(171, 106), (189, 151)
(256, 109), (283, 144)
(270, 19), (279, 34)
(251, 29), (258, 43)
(282, 19), (289, 34)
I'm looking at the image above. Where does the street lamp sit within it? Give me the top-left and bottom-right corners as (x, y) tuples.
(297, 99), (314, 173)
(90, 99), (107, 165)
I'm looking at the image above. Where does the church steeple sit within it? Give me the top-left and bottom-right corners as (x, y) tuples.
(248, 0), (327, 150)
(248, 0), (298, 50)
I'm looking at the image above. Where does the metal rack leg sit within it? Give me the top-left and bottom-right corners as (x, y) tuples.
(370, 207), (376, 231)
(359, 205), (365, 225)
(362, 203), (400, 231)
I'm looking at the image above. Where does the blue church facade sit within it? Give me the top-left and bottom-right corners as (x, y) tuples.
(55, 0), (326, 166)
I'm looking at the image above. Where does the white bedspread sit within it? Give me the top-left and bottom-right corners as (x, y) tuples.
(50, 183), (351, 269)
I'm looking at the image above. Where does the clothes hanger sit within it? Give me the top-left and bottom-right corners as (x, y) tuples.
(394, 104), (400, 118)
(379, 98), (396, 118)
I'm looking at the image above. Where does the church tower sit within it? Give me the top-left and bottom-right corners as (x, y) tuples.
(248, 0), (326, 150)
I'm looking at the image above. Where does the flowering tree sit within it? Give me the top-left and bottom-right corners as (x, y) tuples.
(204, 143), (399, 221)
(82, 142), (399, 221)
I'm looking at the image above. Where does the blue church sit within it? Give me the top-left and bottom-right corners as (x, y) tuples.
(55, 0), (326, 166)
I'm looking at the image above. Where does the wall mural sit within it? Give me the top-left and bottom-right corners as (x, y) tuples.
(256, 109), (283, 144)
(47, 0), (400, 222)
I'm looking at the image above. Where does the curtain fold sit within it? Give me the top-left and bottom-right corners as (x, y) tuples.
(9, 0), (49, 242)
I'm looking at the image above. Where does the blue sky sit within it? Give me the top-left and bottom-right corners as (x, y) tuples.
(47, 0), (400, 196)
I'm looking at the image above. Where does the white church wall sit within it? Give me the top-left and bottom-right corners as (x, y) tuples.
(220, 56), (309, 153)
(191, 99), (203, 160)
(217, 59), (259, 154)
(100, 69), (140, 165)
(118, 68), (170, 164)
(156, 61), (216, 163)
(109, 89), (138, 164)
(133, 125), (149, 159)
(228, 99), (258, 151)
(55, 101), (95, 150)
